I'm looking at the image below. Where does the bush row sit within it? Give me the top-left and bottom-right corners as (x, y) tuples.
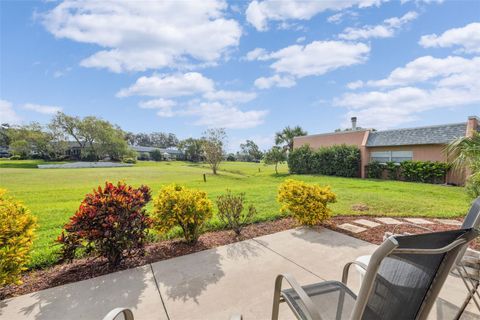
(1, 179), (337, 283)
(288, 144), (361, 177)
(366, 160), (451, 184)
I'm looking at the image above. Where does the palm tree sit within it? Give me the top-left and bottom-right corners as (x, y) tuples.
(446, 132), (480, 197)
(275, 125), (308, 152)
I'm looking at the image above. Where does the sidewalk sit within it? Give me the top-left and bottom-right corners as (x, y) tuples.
(1, 228), (478, 320)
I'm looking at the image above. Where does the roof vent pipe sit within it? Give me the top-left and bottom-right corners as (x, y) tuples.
(351, 117), (357, 130)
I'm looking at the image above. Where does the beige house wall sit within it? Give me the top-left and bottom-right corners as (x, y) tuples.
(293, 130), (368, 149)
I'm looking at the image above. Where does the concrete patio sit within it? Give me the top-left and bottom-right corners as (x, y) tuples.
(1, 228), (478, 320)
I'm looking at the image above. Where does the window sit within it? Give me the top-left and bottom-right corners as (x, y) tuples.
(370, 151), (412, 164)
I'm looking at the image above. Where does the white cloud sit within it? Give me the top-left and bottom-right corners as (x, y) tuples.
(139, 99), (176, 117)
(254, 75), (296, 89)
(419, 22), (480, 53)
(252, 41), (369, 88)
(203, 90), (257, 103)
(244, 48), (270, 61)
(246, 0), (386, 31)
(334, 55), (480, 129)
(183, 102), (268, 129)
(23, 103), (62, 115)
(296, 36), (306, 43)
(364, 56), (480, 87)
(0, 100), (21, 124)
(42, 0), (242, 72)
(117, 72), (215, 98)
(267, 41), (370, 77)
(339, 11), (418, 40)
(346, 80), (364, 89)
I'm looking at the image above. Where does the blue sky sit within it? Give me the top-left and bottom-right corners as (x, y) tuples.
(1, 0), (479, 151)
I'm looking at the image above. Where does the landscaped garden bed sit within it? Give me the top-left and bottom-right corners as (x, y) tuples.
(1, 214), (474, 300)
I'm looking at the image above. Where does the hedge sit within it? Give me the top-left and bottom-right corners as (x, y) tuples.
(365, 160), (450, 184)
(288, 144), (360, 177)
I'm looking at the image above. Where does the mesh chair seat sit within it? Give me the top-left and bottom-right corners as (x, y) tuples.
(282, 281), (357, 320)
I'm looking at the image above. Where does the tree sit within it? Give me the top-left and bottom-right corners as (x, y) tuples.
(0, 123), (11, 148)
(275, 125), (308, 152)
(9, 123), (68, 160)
(446, 132), (480, 198)
(150, 149), (163, 161)
(179, 138), (204, 162)
(239, 140), (263, 162)
(264, 146), (287, 174)
(202, 128), (226, 174)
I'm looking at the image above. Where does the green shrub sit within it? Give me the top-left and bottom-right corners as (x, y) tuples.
(366, 161), (383, 179)
(216, 190), (256, 236)
(385, 161), (399, 180)
(123, 157), (137, 164)
(466, 173), (480, 199)
(277, 179), (336, 225)
(288, 144), (360, 177)
(138, 152), (150, 161)
(287, 145), (313, 174)
(0, 189), (36, 286)
(150, 149), (162, 161)
(152, 184), (213, 244)
(9, 155), (22, 160)
(400, 161), (450, 183)
(57, 182), (152, 267)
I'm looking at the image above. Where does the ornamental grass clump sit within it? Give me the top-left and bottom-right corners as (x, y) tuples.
(57, 182), (152, 267)
(152, 184), (213, 244)
(0, 189), (36, 286)
(277, 179), (336, 226)
(216, 190), (256, 236)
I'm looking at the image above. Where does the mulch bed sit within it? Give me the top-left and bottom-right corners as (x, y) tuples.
(0, 218), (298, 300)
(1, 215), (476, 300)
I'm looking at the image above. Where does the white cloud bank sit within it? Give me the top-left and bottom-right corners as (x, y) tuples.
(335, 55), (480, 129)
(23, 103), (62, 115)
(339, 11), (418, 40)
(419, 22), (480, 53)
(251, 41), (370, 89)
(42, 0), (242, 72)
(246, 0), (387, 31)
(0, 100), (21, 124)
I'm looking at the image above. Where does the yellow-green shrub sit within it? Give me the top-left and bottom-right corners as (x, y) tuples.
(277, 179), (336, 226)
(0, 189), (36, 286)
(152, 184), (213, 243)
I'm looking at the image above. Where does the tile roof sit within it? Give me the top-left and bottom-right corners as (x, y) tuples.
(366, 122), (468, 147)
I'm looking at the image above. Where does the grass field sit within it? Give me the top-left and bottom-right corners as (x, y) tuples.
(0, 159), (471, 269)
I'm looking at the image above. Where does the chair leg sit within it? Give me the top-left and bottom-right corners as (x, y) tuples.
(272, 275), (283, 320)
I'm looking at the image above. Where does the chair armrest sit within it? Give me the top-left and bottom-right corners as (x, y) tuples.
(342, 261), (367, 285)
(275, 274), (323, 320)
(103, 308), (134, 320)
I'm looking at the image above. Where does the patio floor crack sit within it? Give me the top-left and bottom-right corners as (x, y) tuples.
(149, 263), (171, 320)
(251, 238), (326, 281)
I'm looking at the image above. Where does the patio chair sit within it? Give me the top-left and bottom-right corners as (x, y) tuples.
(355, 196), (480, 319)
(272, 228), (479, 320)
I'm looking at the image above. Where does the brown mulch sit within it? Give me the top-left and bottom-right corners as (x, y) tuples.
(0, 218), (298, 300)
(1, 215), (476, 300)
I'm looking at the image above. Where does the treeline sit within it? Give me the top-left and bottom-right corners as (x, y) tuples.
(0, 113), (179, 161)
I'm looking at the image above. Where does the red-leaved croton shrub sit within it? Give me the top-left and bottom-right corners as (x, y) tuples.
(57, 182), (152, 267)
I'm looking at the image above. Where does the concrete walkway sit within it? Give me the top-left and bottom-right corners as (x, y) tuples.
(1, 228), (478, 320)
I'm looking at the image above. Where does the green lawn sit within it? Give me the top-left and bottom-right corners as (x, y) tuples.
(0, 159), (471, 269)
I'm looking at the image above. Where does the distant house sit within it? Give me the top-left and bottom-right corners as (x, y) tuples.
(293, 116), (479, 185)
(131, 145), (184, 160)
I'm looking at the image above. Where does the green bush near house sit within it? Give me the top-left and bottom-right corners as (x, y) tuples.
(288, 144), (360, 177)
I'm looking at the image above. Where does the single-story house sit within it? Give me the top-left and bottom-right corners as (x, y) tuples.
(131, 145), (184, 160)
(293, 116), (479, 185)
